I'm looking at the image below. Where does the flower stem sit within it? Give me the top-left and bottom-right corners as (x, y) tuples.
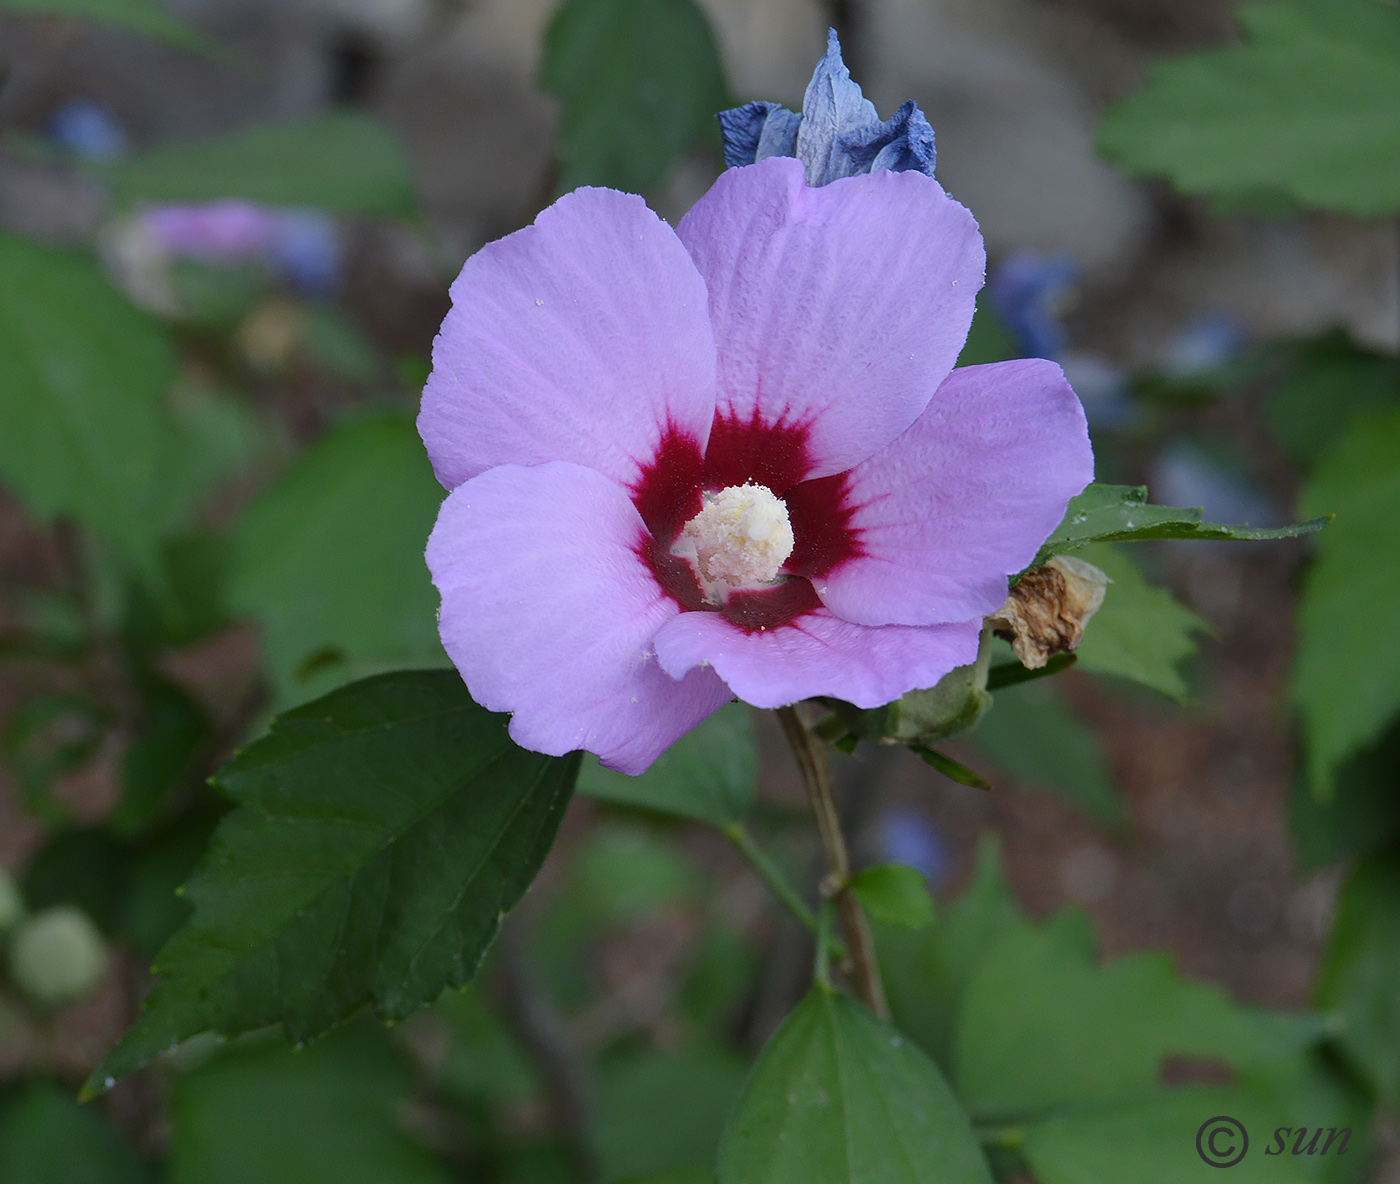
(776, 705), (889, 1018)
(814, 899), (835, 991)
(722, 821), (847, 961)
(722, 821), (816, 931)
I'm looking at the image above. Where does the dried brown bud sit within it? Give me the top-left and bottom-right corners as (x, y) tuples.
(990, 555), (1109, 669)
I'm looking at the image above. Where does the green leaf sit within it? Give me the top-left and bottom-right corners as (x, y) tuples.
(1294, 408), (1400, 794)
(954, 915), (1322, 1121)
(1289, 718), (1400, 872)
(593, 1044), (749, 1181)
(541, 0), (729, 193)
(22, 829), (126, 933)
(1097, 0), (1400, 217)
(1265, 332), (1400, 467)
(155, 382), (271, 539)
(169, 1025), (448, 1184)
(1073, 543), (1207, 701)
(1034, 484), (1326, 568)
(4, 693), (105, 825)
(0, 0), (202, 49)
(985, 651), (1077, 691)
(0, 1080), (151, 1184)
(0, 232), (178, 583)
(229, 413), (447, 708)
(972, 680), (1123, 828)
(117, 810), (216, 958)
(718, 988), (993, 1184)
(103, 113), (417, 216)
(851, 864), (936, 930)
(85, 670), (578, 1095)
(1021, 1086), (1313, 1184)
(431, 982), (540, 1106)
(111, 676), (210, 836)
(1314, 851), (1400, 1108)
(574, 821), (702, 919)
(1236, 1047), (1375, 1184)
(576, 702), (756, 826)
(910, 745), (991, 790)
(880, 835), (1022, 1070)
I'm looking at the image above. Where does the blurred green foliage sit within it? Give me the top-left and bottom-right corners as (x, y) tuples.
(228, 413), (447, 707)
(0, 0), (201, 48)
(1099, 0), (1400, 216)
(541, 0), (729, 193)
(102, 113), (419, 217)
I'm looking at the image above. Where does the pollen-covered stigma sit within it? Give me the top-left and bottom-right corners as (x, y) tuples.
(674, 483), (795, 603)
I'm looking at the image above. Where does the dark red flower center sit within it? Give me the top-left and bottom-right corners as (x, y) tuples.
(630, 413), (863, 633)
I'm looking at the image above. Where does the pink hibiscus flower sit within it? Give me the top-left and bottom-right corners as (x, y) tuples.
(419, 157), (1092, 774)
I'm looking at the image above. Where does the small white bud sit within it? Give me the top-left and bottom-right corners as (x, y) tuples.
(9, 906), (107, 1006)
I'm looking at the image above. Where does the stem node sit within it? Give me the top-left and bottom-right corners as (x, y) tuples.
(776, 705), (889, 1019)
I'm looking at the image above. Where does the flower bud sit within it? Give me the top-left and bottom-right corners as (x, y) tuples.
(990, 555), (1109, 669)
(9, 906), (107, 1006)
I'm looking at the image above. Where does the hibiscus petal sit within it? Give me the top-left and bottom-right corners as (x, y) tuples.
(419, 188), (718, 493)
(676, 156), (982, 480)
(427, 462), (733, 774)
(812, 359), (1094, 626)
(652, 608), (980, 709)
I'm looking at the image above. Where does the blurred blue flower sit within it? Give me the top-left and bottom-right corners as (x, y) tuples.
(1151, 441), (1277, 527)
(1061, 352), (1131, 431)
(1157, 313), (1247, 378)
(271, 209), (342, 295)
(48, 99), (128, 162)
(876, 809), (951, 886)
(986, 250), (1078, 362)
(719, 30), (935, 187)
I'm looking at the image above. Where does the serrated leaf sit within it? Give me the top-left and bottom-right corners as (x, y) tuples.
(1294, 407), (1400, 795)
(1073, 543), (1207, 701)
(972, 680), (1123, 828)
(851, 864), (936, 930)
(955, 915), (1322, 1122)
(229, 413), (447, 708)
(880, 835), (1023, 1070)
(1034, 483), (1326, 568)
(576, 702), (756, 826)
(540, 0), (729, 193)
(169, 1025), (448, 1184)
(1022, 1086), (1313, 1184)
(85, 670), (578, 1095)
(0, 232), (178, 583)
(0, 0), (202, 49)
(103, 113), (417, 216)
(718, 988), (992, 1184)
(1098, 0), (1400, 217)
(1314, 851), (1400, 1108)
